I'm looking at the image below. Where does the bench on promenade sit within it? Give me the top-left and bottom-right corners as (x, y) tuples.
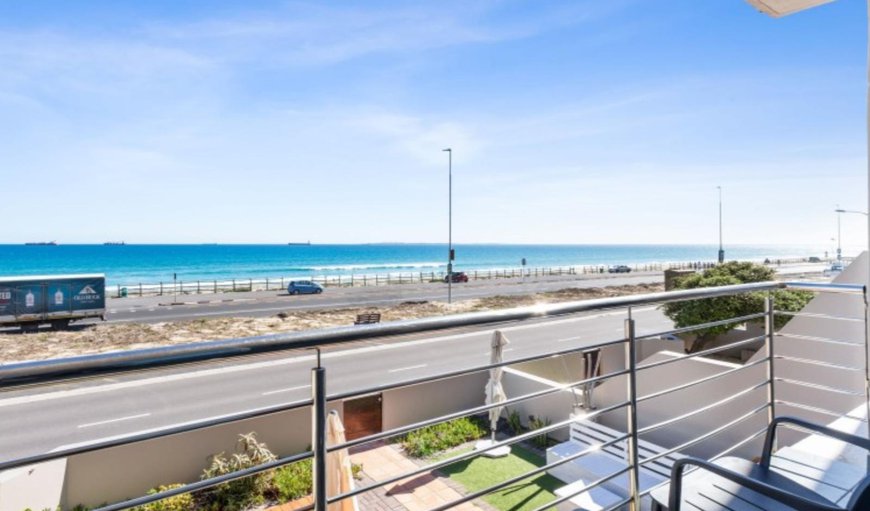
(547, 418), (684, 510)
(354, 313), (381, 325)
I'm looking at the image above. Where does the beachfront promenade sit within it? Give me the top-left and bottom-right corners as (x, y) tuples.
(98, 261), (828, 324)
(106, 257), (825, 298)
(102, 271), (659, 324)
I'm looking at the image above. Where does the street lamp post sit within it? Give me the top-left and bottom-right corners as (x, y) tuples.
(717, 186), (724, 264)
(836, 205), (843, 261)
(443, 148), (453, 304)
(834, 207), (869, 261)
(835, 208), (869, 217)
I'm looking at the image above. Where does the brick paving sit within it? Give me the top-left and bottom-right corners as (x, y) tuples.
(356, 471), (406, 511)
(350, 442), (484, 511)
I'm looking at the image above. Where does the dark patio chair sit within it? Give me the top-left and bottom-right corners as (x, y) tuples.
(654, 416), (870, 511)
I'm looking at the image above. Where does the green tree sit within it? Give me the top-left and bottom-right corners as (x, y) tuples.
(663, 261), (813, 353)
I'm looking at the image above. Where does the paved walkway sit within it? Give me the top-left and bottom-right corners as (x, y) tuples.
(350, 442), (483, 511)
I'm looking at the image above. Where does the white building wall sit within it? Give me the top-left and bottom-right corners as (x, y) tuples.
(382, 372), (487, 430)
(501, 368), (577, 441)
(593, 351), (768, 459)
(746, 253), (867, 431)
(587, 253), (869, 459)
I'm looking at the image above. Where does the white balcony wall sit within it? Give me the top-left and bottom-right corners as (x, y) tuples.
(501, 368), (577, 441)
(747, 252), (867, 439)
(382, 371), (487, 430)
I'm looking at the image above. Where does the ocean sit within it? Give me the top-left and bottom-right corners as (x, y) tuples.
(0, 244), (833, 286)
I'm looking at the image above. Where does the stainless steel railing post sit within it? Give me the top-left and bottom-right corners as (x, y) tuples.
(765, 294), (776, 426)
(863, 287), (870, 455)
(624, 308), (641, 511)
(311, 349), (327, 511)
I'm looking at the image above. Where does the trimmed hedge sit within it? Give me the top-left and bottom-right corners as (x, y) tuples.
(401, 416), (487, 458)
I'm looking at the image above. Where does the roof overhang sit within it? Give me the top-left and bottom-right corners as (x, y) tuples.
(745, 0), (835, 17)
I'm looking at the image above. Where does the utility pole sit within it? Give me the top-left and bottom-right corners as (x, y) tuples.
(443, 148), (453, 304)
(717, 186), (724, 263)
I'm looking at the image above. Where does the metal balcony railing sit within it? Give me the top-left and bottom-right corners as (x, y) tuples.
(0, 280), (865, 511)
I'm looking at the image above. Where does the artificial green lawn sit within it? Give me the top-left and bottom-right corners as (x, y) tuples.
(437, 445), (562, 511)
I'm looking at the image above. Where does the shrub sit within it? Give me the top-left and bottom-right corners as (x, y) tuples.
(131, 485), (194, 511)
(663, 262), (813, 352)
(272, 459), (313, 502)
(401, 416), (486, 458)
(198, 433), (277, 511)
(506, 409), (523, 435)
(528, 415), (552, 448)
(271, 458), (362, 503)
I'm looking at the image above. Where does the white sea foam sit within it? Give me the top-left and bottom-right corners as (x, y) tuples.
(290, 262), (444, 272)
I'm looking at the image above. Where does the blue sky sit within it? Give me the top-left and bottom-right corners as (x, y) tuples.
(0, 0), (866, 249)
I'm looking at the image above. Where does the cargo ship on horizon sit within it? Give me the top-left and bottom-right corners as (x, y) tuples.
(24, 241), (57, 246)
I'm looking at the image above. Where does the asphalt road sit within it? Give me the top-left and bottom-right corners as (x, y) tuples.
(101, 272), (663, 324)
(0, 305), (673, 462)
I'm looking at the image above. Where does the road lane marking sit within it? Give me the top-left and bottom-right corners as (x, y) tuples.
(52, 404), (299, 454)
(0, 306), (666, 408)
(78, 413), (151, 429)
(388, 364), (427, 373)
(262, 385), (309, 396)
(482, 348), (515, 355)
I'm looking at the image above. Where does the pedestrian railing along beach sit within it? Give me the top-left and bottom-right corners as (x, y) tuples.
(0, 280), (865, 510)
(109, 256), (829, 297)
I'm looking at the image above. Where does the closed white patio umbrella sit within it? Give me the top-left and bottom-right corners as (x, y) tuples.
(475, 330), (511, 457)
(326, 411), (359, 511)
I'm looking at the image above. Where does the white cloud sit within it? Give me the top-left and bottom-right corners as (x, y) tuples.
(138, 1), (620, 66)
(348, 112), (480, 166)
(0, 30), (211, 92)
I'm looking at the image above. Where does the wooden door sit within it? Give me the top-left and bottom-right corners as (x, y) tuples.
(343, 394), (382, 441)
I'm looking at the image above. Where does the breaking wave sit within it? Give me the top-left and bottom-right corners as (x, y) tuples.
(285, 262), (445, 272)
